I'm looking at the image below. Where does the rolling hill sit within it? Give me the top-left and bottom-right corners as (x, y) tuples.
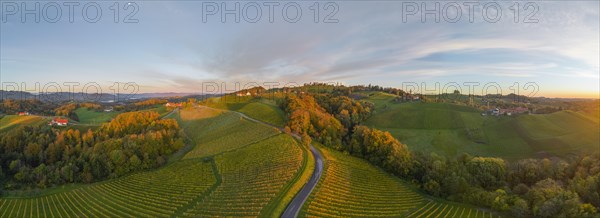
(202, 95), (287, 127)
(0, 115), (46, 133)
(73, 108), (120, 125)
(300, 144), (499, 217)
(0, 106), (310, 217)
(362, 92), (600, 159)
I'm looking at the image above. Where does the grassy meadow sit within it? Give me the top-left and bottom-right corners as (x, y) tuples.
(0, 115), (46, 133)
(73, 108), (119, 125)
(362, 92), (600, 159)
(203, 95), (286, 127)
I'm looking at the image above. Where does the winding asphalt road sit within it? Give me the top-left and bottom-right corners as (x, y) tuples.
(281, 145), (323, 218)
(198, 105), (324, 218)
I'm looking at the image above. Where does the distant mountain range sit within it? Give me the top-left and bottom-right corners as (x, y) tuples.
(0, 90), (203, 102)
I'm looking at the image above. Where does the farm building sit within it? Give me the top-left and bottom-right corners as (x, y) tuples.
(49, 118), (69, 126)
(165, 102), (182, 107)
(236, 92), (251, 97)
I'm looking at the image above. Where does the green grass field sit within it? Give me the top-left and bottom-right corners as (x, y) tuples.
(0, 115), (46, 133)
(300, 144), (496, 217)
(237, 102), (286, 127)
(203, 96), (286, 127)
(73, 108), (119, 125)
(362, 92), (600, 159)
(145, 105), (173, 117)
(177, 107), (280, 159)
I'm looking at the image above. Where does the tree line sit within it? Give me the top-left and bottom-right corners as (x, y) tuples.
(0, 99), (58, 115)
(0, 111), (183, 193)
(281, 92), (599, 217)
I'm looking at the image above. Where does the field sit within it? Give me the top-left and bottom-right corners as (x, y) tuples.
(406, 201), (500, 218)
(237, 102), (286, 127)
(0, 159), (217, 217)
(183, 134), (304, 217)
(0, 106), (309, 217)
(203, 96), (286, 127)
(362, 92), (600, 159)
(177, 107), (280, 159)
(300, 144), (496, 217)
(0, 115), (46, 132)
(73, 108), (119, 125)
(300, 144), (425, 217)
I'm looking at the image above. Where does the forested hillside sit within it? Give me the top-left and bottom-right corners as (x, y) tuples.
(0, 111), (183, 190)
(281, 88), (600, 217)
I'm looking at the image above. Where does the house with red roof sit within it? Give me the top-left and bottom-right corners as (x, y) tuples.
(49, 118), (69, 126)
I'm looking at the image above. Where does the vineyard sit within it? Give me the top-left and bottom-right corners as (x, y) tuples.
(300, 145), (426, 217)
(299, 144), (501, 218)
(0, 105), (505, 217)
(0, 159), (216, 217)
(406, 201), (500, 218)
(203, 95), (286, 127)
(0, 108), (308, 217)
(183, 134), (305, 217)
(237, 102), (286, 127)
(0, 115), (45, 133)
(178, 107), (280, 159)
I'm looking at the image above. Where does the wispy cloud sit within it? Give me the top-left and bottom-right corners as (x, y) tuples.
(0, 1), (597, 97)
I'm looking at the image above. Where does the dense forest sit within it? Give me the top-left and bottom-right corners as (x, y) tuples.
(282, 92), (599, 217)
(0, 111), (183, 192)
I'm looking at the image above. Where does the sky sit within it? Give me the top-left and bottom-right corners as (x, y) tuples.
(1, 1), (599, 98)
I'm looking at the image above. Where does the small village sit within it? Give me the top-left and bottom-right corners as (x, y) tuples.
(483, 107), (530, 116)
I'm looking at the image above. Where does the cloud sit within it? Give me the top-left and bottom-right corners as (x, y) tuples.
(1, 1), (597, 97)
(166, 1), (598, 86)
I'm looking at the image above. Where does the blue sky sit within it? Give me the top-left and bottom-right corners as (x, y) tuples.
(1, 1), (598, 98)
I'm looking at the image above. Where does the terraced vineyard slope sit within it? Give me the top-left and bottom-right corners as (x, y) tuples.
(300, 144), (500, 218)
(178, 107), (280, 159)
(183, 134), (304, 217)
(299, 144), (426, 217)
(0, 159), (216, 217)
(0, 107), (308, 217)
(406, 201), (500, 218)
